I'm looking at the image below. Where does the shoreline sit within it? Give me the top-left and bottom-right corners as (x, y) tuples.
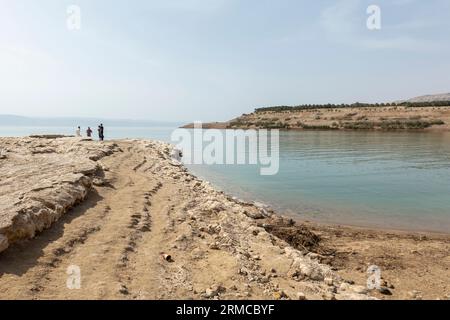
(1, 136), (449, 300)
(194, 186), (450, 300)
(299, 218), (450, 242)
(182, 125), (450, 133)
(186, 176), (449, 300)
(185, 169), (450, 237)
(291, 214), (450, 237)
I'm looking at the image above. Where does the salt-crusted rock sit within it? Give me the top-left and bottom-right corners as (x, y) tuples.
(339, 282), (351, 291)
(285, 247), (330, 281)
(0, 137), (119, 254)
(203, 285), (225, 298)
(408, 290), (422, 300)
(323, 292), (336, 300)
(291, 258), (325, 280)
(324, 277), (334, 286)
(200, 200), (225, 214)
(0, 234), (8, 252)
(352, 285), (369, 295)
(296, 292), (307, 300)
(243, 210), (265, 219)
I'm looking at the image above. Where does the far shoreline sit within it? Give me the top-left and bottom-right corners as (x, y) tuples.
(181, 105), (450, 132)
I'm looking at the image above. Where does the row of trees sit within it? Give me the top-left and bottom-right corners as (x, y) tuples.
(255, 101), (450, 113)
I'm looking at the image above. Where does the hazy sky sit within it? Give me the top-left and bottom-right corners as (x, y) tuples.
(1, 0), (449, 122)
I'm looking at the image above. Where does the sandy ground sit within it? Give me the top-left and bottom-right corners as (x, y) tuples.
(304, 222), (450, 300)
(0, 139), (448, 300)
(0, 140), (249, 299)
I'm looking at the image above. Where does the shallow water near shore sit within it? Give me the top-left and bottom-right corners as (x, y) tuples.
(186, 130), (450, 234)
(2, 126), (450, 233)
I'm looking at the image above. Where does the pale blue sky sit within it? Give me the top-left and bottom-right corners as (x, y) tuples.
(0, 0), (449, 122)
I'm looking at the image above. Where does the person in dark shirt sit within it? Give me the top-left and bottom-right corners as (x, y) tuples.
(86, 127), (93, 138)
(98, 124), (104, 141)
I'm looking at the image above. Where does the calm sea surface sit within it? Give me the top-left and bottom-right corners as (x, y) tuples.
(2, 126), (450, 233)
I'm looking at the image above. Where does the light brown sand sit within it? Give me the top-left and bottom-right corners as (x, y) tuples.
(309, 223), (450, 300)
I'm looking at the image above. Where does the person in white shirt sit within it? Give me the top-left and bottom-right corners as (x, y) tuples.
(170, 148), (183, 163)
(76, 126), (81, 137)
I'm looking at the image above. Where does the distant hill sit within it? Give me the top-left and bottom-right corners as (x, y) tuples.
(183, 93), (450, 131)
(396, 93), (450, 104)
(0, 115), (182, 127)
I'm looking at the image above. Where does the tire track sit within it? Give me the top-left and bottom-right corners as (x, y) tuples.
(116, 181), (163, 296)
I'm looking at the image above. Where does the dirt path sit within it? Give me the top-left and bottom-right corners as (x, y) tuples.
(0, 142), (173, 299)
(0, 141), (285, 300)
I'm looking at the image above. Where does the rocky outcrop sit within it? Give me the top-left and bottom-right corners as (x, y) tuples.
(0, 137), (120, 253)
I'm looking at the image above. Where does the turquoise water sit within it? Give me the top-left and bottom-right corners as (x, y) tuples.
(186, 130), (450, 233)
(2, 126), (450, 233)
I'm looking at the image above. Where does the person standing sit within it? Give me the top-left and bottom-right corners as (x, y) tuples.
(98, 124), (104, 141)
(100, 124), (104, 141)
(76, 126), (81, 137)
(86, 127), (93, 138)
